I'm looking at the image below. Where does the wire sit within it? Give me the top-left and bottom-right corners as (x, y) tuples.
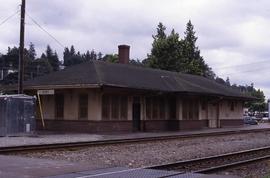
(25, 12), (65, 48)
(218, 65), (270, 76)
(215, 59), (270, 70)
(0, 10), (20, 27)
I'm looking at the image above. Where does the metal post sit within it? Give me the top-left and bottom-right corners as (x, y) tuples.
(18, 0), (25, 94)
(268, 99), (270, 120)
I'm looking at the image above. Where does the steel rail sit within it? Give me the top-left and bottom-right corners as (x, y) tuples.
(195, 155), (270, 174)
(148, 145), (270, 175)
(0, 128), (269, 154)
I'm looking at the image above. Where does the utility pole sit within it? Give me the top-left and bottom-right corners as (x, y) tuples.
(18, 0), (25, 94)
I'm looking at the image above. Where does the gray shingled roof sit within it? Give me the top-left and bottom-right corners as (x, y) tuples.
(23, 60), (252, 99)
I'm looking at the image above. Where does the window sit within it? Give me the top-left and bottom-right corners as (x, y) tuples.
(111, 96), (119, 119)
(102, 95), (128, 120)
(182, 101), (188, 120)
(55, 94), (64, 118)
(182, 99), (199, 120)
(201, 100), (207, 110)
(159, 98), (165, 119)
(120, 96), (128, 119)
(102, 95), (110, 120)
(152, 97), (159, 119)
(169, 98), (176, 120)
(79, 94), (88, 119)
(145, 97), (167, 120)
(146, 98), (152, 119)
(230, 102), (234, 111)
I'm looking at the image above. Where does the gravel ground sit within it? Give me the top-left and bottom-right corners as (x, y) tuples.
(218, 159), (270, 178)
(12, 131), (270, 175)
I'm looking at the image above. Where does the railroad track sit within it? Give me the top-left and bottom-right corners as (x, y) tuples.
(148, 145), (270, 174)
(0, 128), (270, 154)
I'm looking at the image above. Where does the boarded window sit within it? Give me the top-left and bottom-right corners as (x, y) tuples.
(159, 98), (165, 119)
(230, 102), (234, 111)
(120, 96), (128, 119)
(145, 97), (167, 120)
(152, 97), (159, 119)
(79, 94), (88, 119)
(55, 94), (64, 118)
(102, 95), (127, 120)
(201, 100), (207, 110)
(182, 99), (199, 120)
(111, 96), (119, 119)
(146, 98), (152, 119)
(182, 100), (188, 120)
(169, 98), (176, 120)
(102, 95), (110, 120)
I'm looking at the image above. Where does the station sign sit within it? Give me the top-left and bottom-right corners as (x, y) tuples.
(37, 89), (55, 95)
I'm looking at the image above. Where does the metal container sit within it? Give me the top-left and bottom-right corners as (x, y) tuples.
(0, 94), (36, 136)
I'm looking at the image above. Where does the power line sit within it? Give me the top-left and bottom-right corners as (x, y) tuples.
(25, 12), (65, 48)
(0, 10), (20, 27)
(218, 65), (270, 76)
(215, 59), (270, 70)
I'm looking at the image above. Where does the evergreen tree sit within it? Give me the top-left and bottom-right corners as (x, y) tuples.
(146, 21), (215, 78)
(225, 77), (231, 86)
(28, 42), (36, 61)
(102, 54), (118, 63)
(215, 77), (226, 85)
(90, 50), (97, 60)
(5, 46), (19, 68)
(183, 20), (215, 78)
(63, 45), (83, 66)
(154, 22), (166, 39)
(97, 52), (103, 60)
(84, 50), (91, 61)
(63, 47), (70, 66)
(45, 45), (60, 71)
(146, 23), (185, 72)
(70, 45), (75, 56)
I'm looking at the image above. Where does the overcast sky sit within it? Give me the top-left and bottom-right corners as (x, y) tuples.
(1, 0), (270, 99)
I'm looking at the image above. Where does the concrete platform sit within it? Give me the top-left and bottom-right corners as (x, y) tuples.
(0, 155), (94, 178)
(0, 155), (239, 178)
(0, 123), (270, 148)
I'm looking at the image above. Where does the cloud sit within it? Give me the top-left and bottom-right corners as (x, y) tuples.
(1, 0), (270, 98)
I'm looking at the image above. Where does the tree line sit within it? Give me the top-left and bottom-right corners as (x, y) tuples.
(0, 20), (267, 112)
(0, 44), (104, 84)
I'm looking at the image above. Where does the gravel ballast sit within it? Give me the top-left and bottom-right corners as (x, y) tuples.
(11, 131), (270, 176)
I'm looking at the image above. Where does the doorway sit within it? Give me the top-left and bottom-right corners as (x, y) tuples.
(208, 103), (218, 128)
(132, 97), (141, 131)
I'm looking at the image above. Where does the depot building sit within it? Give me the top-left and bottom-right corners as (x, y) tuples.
(16, 45), (253, 133)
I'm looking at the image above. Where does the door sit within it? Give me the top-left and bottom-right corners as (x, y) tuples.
(208, 103), (218, 128)
(132, 97), (141, 131)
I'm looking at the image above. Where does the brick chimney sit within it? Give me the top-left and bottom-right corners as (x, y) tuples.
(118, 45), (130, 64)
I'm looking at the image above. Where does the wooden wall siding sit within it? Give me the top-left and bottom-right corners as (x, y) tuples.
(35, 88), (244, 132)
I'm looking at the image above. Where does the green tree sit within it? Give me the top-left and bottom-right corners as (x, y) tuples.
(225, 77), (231, 86)
(63, 45), (84, 66)
(145, 21), (215, 78)
(146, 23), (185, 71)
(246, 88), (266, 112)
(45, 45), (60, 71)
(28, 42), (36, 61)
(102, 54), (118, 63)
(97, 52), (103, 60)
(182, 20), (215, 78)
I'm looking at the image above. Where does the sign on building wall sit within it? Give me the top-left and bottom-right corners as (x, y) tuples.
(37, 90), (55, 95)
